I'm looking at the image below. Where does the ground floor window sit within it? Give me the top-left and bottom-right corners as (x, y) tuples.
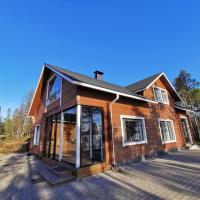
(33, 124), (41, 145)
(159, 119), (176, 144)
(62, 107), (77, 165)
(44, 105), (104, 168)
(121, 115), (147, 146)
(181, 117), (192, 144)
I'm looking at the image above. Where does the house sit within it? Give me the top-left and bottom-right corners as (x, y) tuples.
(28, 63), (195, 176)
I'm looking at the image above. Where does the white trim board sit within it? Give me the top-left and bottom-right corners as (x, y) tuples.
(46, 63), (157, 104)
(28, 66), (45, 116)
(28, 64), (159, 116)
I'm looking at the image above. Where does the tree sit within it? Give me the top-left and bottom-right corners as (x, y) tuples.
(174, 70), (200, 140)
(0, 106), (4, 135)
(174, 70), (200, 108)
(190, 88), (200, 112)
(2, 90), (34, 138)
(3, 108), (12, 136)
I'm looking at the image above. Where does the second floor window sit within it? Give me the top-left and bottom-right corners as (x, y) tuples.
(47, 75), (61, 105)
(154, 87), (169, 104)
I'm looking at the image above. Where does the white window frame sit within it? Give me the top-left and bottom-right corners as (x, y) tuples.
(46, 74), (62, 107)
(120, 115), (148, 147)
(33, 124), (41, 146)
(153, 86), (169, 104)
(180, 116), (193, 144)
(158, 119), (176, 144)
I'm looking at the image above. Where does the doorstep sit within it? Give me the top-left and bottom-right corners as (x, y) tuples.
(183, 144), (200, 150)
(38, 166), (76, 186)
(41, 157), (110, 182)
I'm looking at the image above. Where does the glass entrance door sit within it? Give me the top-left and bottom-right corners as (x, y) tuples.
(181, 118), (191, 144)
(80, 106), (103, 167)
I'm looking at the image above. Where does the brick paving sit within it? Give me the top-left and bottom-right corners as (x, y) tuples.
(0, 149), (200, 200)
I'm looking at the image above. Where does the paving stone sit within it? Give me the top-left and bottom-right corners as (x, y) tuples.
(1, 150), (200, 199)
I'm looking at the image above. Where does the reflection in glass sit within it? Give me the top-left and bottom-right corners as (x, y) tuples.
(62, 107), (77, 165)
(81, 106), (103, 167)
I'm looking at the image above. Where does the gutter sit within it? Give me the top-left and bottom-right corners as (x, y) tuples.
(174, 106), (195, 113)
(74, 81), (157, 104)
(46, 63), (157, 104)
(109, 93), (120, 168)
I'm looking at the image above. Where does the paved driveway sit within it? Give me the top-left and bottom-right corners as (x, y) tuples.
(0, 149), (200, 200)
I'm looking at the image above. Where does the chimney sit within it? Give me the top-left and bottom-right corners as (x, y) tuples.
(94, 70), (104, 80)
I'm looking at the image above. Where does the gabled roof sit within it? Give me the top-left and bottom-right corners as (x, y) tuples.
(126, 73), (162, 93)
(28, 63), (158, 116)
(126, 72), (183, 102)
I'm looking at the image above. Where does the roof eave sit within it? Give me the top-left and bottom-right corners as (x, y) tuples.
(28, 64), (158, 116)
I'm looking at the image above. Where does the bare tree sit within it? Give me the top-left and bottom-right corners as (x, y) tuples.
(3, 90), (34, 138)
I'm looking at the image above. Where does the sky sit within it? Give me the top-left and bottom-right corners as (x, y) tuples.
(0, 0), (200, 118)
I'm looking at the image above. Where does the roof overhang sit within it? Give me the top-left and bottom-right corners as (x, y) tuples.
(28, 64), (158, 116)
(174, 106), (195, 115)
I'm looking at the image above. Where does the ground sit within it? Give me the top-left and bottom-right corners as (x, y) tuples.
(0, 137), (29, 154)
(0, 149), (200, 200)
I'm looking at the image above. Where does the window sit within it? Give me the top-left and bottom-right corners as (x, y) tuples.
(159, 119), (176, 144)
(46, 75), (61, 105)
(154, 87), (169, 104)
(33, 125), (41, 145)
(121, 116), (147, 146)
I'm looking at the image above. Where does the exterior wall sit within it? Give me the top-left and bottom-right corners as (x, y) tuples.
(77, 86), (115, 165)
(78, 79), (193, 164)
(176, 109), (196, 144)
(143, 78), (176, 106)
(30, 80), (47, 156)
(31, 71), (194, 165)
(143, 78), (190, 147)
(30, 71), (77, 156)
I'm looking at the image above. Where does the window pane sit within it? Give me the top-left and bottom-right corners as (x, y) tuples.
(36, 126), (40, 144)
(167, 121), (175, 140)
(161, 90), (168, 103)
(155, 88), (162, 102)
(47, 75), (61, 104)
(62, 107), (77, 164)
(160, 121), (168, 142)
(123, 118), (144, 142)
(48, 77), (56, 97)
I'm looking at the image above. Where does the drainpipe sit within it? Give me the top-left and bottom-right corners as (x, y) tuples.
(109, 93), (120, 169)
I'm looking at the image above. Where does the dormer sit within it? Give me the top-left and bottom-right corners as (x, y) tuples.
(126, 72), (183, 105)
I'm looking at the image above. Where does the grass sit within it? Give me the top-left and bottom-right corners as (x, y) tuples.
(0, 136), (30, 154)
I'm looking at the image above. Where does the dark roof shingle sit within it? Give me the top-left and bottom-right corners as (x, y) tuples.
(47, 63), (133, 95)
(45, 63), (159, 101)
(126, 73), (162, 92)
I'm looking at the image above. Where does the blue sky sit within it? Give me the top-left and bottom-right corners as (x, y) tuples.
(0, 0), (200, 118)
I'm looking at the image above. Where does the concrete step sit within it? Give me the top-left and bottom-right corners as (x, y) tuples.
(38, 167), (76, 186)
(183, 144), (200, 150)
(50, 165), (75, 177)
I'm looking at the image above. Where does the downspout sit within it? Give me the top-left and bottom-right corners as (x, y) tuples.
(109, 93), (120, 169)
